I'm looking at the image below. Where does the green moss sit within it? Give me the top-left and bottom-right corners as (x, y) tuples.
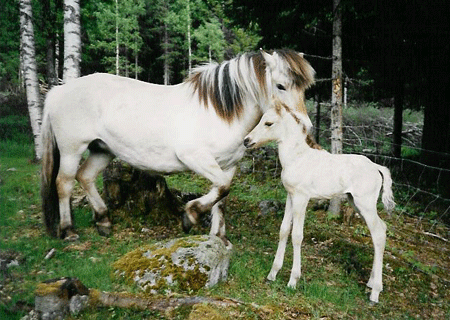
(113, 236), (210, 294)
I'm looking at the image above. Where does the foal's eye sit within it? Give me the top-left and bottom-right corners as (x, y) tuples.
(265, 122), (273, 127)
(276, 84), (286, 91)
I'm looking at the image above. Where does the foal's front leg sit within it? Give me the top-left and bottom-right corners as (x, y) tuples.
(287, 194), (308, 288)
(267, 193), (293, 281)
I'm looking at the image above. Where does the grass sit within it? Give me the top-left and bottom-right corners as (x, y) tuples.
(1, 106), (449, 319)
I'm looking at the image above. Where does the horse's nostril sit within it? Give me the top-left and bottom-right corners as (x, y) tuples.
(243, 137), (250, 147)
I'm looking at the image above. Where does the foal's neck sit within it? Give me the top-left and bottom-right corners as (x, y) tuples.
(277, 131), (311, 167)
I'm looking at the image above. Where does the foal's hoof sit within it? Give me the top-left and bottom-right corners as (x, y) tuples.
(217, 235), (233, 250)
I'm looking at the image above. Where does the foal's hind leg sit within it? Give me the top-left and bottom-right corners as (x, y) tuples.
(76, 151), (114, 236)
(350, 194), (387, 303)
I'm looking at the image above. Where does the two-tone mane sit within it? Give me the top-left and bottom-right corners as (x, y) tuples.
(187, 49), (315, 122)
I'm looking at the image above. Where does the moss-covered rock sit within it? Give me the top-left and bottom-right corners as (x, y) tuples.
(113, 235), (231, 294)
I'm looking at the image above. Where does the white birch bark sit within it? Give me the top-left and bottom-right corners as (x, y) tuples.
(63, 0), (81, 82)
(115, 0), (120, 75)
(328, 0), (344, 216)
(187, 0), (192, 74)
(19, 0), (42, 160)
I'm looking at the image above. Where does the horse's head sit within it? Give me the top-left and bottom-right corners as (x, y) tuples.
(244, 99), (313, 149)
(260, 49), (315, 116)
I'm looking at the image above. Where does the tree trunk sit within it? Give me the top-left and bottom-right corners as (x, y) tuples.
(43, 0), (58, 87)
(392, 78), (404, 158)
(314, 93), (321, 144)
(328, 0), (344, 217)
(63, 0), (81, 82)
(187, 0), (192, 74)
(19, 0), (42, 160)
(163, 22), (170, 85)
(115, 0), (119, 75)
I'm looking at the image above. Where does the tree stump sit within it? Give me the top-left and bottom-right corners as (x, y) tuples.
(102, 160), (198, 228)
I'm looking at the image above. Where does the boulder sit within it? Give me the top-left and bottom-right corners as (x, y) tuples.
(33, 278), (89, 320)
(113, 235), (232, 294)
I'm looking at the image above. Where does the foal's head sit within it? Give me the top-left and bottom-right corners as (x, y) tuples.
(244, 100), (312, 149)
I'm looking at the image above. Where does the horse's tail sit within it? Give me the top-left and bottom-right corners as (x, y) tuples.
(377, 165), (395, 214)
(40, 109), (60, 237)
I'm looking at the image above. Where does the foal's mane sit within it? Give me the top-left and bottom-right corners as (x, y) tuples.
(274, 99), (322, 150)
(186, 49), (315, 123)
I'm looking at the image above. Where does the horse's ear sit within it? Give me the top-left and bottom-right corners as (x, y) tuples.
(261, 50), (277, 70)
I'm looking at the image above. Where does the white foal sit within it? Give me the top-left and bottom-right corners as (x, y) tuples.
(244, 101), (395, 303)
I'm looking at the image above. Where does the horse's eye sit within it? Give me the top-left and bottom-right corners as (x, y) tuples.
(265, 122), (273, 127)
(276, 84), (286, 91)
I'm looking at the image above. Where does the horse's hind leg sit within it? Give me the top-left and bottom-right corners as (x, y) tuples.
(76, 150), (113, 236)
(57, 153), (84, 241)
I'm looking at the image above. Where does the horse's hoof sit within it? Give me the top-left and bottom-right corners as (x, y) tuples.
(182, 213), (194, 233)
(96, 223), (112, 237)
(63, 229), (80, 242)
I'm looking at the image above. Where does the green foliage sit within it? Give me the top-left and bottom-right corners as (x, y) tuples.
(0, 0), (20, 89)
(193, 18), (225, 63)
(89, 0), (145, 76)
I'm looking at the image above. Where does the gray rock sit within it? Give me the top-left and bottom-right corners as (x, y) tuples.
(34, 278), (89, 320)
(69, 295), (89, 316)
(258, 200), (281, 216)
(114, 235), (232, 294)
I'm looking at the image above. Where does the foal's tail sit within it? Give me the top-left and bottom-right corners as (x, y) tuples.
(40, 111), (60, 237)
(377, 165), (396, 214)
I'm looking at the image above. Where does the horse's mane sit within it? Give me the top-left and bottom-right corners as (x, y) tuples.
(186, 49), (315, 123)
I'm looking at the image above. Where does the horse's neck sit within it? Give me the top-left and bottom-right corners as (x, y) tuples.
(277, 132), (311, 168)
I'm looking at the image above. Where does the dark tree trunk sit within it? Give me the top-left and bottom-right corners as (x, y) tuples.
(392, 78), (404, 158)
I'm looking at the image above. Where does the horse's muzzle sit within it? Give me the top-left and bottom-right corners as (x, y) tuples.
(243, 137), (255, 149)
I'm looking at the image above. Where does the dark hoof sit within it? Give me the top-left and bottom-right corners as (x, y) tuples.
(60, 228), (79, 241)
(182, 213), (194, 233)
(96, 224), (112, 237)
(95, 216), (112, 237)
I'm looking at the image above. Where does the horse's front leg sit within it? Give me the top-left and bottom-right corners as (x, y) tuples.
(177, 150), (235, 240)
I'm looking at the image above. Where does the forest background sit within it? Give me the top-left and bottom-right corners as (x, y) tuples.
(2, 0), (450, 168)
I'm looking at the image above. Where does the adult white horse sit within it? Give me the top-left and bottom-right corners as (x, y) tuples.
(41, 49), (315, 242)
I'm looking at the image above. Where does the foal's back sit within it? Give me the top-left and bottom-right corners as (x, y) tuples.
(282, 148), (383, 199)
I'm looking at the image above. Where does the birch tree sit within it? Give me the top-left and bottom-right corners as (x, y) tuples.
(19, 0), (42, 160)
(328, 0), (343, 216)
(63, 0), (81, 82)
